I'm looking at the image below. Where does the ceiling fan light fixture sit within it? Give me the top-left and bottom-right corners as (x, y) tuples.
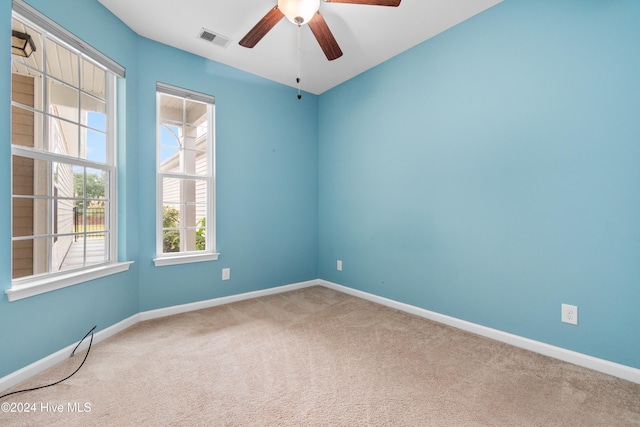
(278, 0), (320, 25)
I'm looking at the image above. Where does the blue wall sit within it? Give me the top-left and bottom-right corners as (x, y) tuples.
(2, 0), (639, 380)
(319, 0), (640, 369)
(135, 38), (319, 311)
(0, 0), (319, 378)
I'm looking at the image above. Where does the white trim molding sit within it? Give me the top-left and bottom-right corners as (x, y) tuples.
(153, 253), (220, 267)
(3, 278), (639, 394)
(0, 279), (318, 393)
(139, 279), (317, 321)
(319, 279), (640, 385)
(6, 262), (134, 302)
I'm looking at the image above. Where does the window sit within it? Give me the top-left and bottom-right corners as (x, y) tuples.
(7, 1), (129, 302)
(154, 83), (217, 266)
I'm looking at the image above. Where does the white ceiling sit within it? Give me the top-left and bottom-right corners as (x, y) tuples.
(98, 0), (502, 95)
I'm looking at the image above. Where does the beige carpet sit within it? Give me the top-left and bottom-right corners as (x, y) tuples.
(1, 286), (639, 426)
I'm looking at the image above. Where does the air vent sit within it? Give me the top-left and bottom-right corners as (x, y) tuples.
(200, 30), (215, 42)
(198, 28), (231, 48)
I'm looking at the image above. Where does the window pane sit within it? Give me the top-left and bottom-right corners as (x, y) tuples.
(159, 94), (183, 121)
(74, 167), (107, 202)
(72, 165), (84, 198)
(195, 179), (207, 219)
(186, 147), (208, 176)
(183, 227), (197, 252)
(53, 161), (74, 197)
(162, 203), (181, 253)
(11, 18), (43, 73)
(159, 147), (180, 172)
(12, 106), (44, 150)
(85, 235), (109, 265)
(12, 70), (43, 111)
(54, 197), (74, 237)
(13, 237), (51, 278)
(184, 122), (208, 176)
(49, 116), (79, 157)
(12, 198), (49, 238)
(184, 99), (206, 125)
(86, 168), (107, 200)
(81, 93), (106, 130)
(77, 203), (106, 234)
(48, 79), (78, 120)
(58, 235), (108, 271)
(82, 129), (106, 163)
(45, 38), (78, 86)
(12, 238), (34, 279)
(196, 223), (206, 250)
(162, 178), (181, 205)
(161, 178), (206, 205)
(162, 229), (181, 253)
(159, 124), (181, 173)
(13, 156), (49, 197)
(159, 124), (181, 147)
(182, 178), (199, 252)
(81, 58), (106, 100)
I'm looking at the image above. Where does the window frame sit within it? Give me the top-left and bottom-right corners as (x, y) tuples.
(153, 82), (218, 267)
(6, 1), (131, 302)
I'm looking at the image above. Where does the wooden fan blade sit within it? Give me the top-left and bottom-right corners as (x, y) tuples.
(308, 12), (343, 61)
(239, 6), (285, 48)
(323, 0), (401, 6)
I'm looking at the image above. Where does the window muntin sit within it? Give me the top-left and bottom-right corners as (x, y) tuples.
(10, 13), (117, 282)
(155, 85), (216, 262)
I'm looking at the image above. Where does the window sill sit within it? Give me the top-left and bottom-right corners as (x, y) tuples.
(153, 252), (220, 267)
(5, 261), (134, 302)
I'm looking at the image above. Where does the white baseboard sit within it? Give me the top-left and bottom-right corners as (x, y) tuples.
(3, 278), (638, 394)
(0, 280), (318, 394)
(139, 279), (319, 321)
(318, 279), (640, 384)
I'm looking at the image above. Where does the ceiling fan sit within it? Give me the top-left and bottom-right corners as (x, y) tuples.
(239, 0), (402, 61)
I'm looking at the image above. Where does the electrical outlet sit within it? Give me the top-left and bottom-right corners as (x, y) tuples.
(222, 268), (230, 281)
(337, 260), (342, 271)
(561, 304), (578, 325)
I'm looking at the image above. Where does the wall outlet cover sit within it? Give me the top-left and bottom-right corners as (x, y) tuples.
(561, 304), (578, 325)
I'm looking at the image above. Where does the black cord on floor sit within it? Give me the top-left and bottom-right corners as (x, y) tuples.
(0, 325), (97, 400)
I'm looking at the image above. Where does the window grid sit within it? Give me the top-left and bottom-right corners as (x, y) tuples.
(11, 11), (117, 282)
(155, 85), (216, 261)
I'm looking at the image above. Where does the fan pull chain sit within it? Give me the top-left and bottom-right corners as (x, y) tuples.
(297, 24), (302, 100)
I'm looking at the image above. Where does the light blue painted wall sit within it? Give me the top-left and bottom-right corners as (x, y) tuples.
(318, 0), (640, 369)
(135, 37), (319, 311)
(3, 0), (639, 381)
(0, 0), (319, 378)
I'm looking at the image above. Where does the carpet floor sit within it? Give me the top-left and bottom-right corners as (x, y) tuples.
(1, 286), (639, 426)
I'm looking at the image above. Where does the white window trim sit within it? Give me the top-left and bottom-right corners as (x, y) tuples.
(153, 83), (218, 267)
(154, 253), (219, 267)
(6, 262), (134, 302)
(7, 4), (132, 301)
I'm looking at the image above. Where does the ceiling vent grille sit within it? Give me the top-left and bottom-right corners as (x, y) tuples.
(198, 28), (231, 48)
